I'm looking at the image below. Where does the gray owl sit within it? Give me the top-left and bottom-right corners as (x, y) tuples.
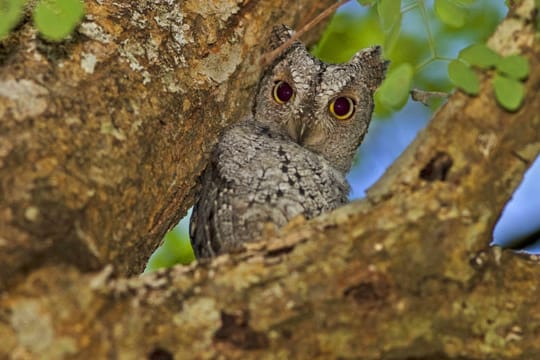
(190, 25), (387, 258)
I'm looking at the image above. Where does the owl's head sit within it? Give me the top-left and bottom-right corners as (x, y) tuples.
(252, 25), (388, 173)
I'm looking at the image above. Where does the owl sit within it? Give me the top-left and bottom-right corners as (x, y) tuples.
(190, 25), (388, 258)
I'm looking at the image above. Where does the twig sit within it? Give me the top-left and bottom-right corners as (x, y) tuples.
(259, 0), (350, 66)
(410, 88), (449, 106)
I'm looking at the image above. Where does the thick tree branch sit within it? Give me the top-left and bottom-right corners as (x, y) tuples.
(1, 0), (539, 359)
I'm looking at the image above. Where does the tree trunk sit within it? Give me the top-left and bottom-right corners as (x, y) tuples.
(1, 0), (539, 359)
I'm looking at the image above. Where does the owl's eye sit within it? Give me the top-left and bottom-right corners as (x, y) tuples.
(329, 96), (355, 120)
(272, 81), (294, 104)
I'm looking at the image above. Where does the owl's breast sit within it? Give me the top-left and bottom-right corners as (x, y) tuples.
(211, 119), (350, 245)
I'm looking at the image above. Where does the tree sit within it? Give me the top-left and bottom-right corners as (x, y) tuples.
(0, 0), (539, 358)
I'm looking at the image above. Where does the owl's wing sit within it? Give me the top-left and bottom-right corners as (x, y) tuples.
(189, 156), (237, 258)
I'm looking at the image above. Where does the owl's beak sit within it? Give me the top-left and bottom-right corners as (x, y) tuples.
(286, 119), (307, 145)
(297, 122), (308, 145)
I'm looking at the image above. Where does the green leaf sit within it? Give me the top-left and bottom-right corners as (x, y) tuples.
(145, 227), (195, 272)
(0, 0), (25, 39)
(496, 55), (529, 80)
(33, 0), (85, 41)
(357, 0), (377, 5)
(448, 59), (480, 95)
(378, 0), (401, 32)
(383, 17), (402, 54)
(459, 43), (500, 69)
(376, 63), (413, 110)
(493, 75), (525, 111)
(434, 0), (466, 28)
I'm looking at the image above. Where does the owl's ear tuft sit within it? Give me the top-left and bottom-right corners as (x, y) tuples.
(350, 46), (390, 91)
(269, 24), (295, 50)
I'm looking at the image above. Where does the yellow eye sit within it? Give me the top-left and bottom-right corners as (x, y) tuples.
(272, 81), (294, 104)
(329, 96), (355, 120)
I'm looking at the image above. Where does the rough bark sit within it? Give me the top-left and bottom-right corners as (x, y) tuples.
(0, 0), (539, 359)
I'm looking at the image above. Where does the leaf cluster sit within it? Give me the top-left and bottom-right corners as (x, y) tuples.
(450, 44), (529, 111)
(0, 0), (84, 41)
(315, 0), (521, 115)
